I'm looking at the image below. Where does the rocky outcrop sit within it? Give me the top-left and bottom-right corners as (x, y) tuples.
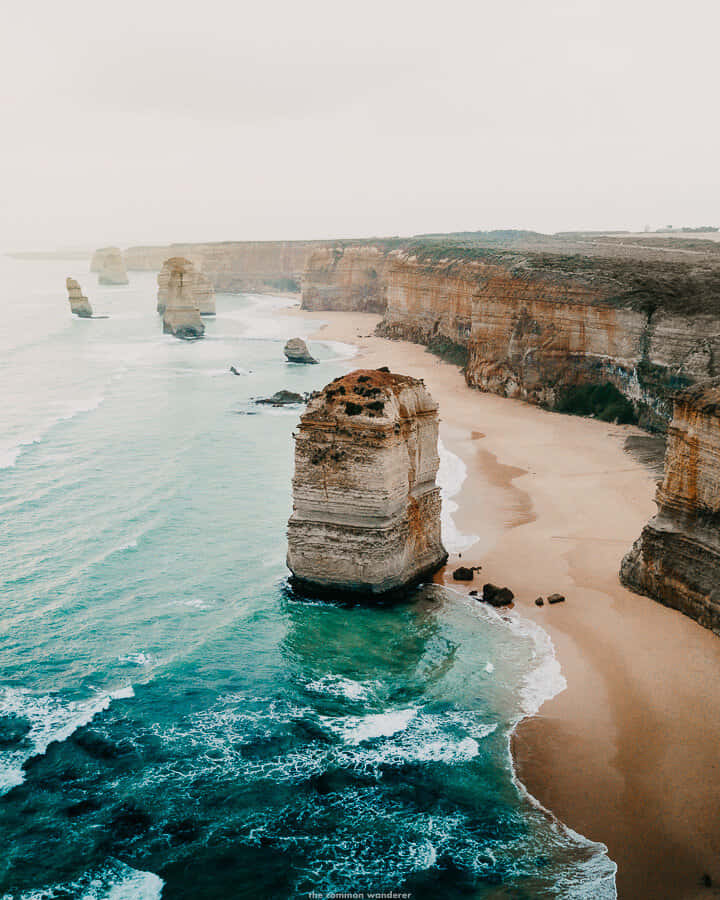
(157, 258), (215, 315)
(284, 338), (317, 364)
(94, 247), (129, 285)
(66, 277), (93, 317)
(304, 245), (720, 430)
(161, 258), (205, 339)
(301, 246), (389, 312)
(621, 380), (720, 634)
(287, 369), (448, 598)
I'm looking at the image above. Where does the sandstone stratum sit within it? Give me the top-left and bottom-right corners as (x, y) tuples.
(157, 258), (216, 316)
(287, 369), (448, 599)
(66, 277), (93, 317)
(93, 247), (129, 285)
(162, 257), (205, 339)
(621, 379), (720, 634)
(302, 240), (720, 430)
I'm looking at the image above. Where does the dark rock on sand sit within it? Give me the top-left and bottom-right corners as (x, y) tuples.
(482, 583), (515, 607)
(535, 597), (544, 606)
(452, 566), (475, 581)
(547, 593), (566, 604)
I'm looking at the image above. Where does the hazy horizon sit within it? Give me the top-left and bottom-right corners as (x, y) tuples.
(3, 0), (718, 249)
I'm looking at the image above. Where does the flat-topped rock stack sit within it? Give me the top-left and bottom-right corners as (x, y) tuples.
(621, 379), (720, 633)
(162, 257), (205, 339)
(287, 369), (448, 599)
(157, 258), (215, 316)
(66, 277), (93, 317)
(93, 247), (129, 285)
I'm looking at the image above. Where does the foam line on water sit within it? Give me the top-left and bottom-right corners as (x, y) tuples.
(0, 859), (164, 900)
(437, 439), (480, 553)
(0, 685), (135, 796)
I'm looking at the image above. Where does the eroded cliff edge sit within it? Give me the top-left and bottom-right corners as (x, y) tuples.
(303, 243), (720, 430)
(621, 381), (720, 633)
(287, 369), (448, 598)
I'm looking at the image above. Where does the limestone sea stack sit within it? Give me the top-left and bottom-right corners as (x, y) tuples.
(621, 379), (720, 633)
(287, 369), (448, 599)
(162, 257), (205, 339)
(95, 247), (129, 285)
(157, 258), (216, 315)
(66, 277), (93, 317)
(284, 337), (317, 364)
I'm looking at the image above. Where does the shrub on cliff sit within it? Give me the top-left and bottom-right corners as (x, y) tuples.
(426, 337), (469, 368)
(557, 382), (637, 424)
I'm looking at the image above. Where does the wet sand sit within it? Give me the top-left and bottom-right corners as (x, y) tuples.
(280, 304), (720, 899)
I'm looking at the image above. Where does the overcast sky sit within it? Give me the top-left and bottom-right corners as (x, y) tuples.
(2, 0), (718, 248)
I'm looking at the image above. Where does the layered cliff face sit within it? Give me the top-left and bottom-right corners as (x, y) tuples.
(306, 245), (720, 430)
(157, 258), (215, 315)
(94, 247), (129, 285)
(66, 277), (93, 317)
(287, 369), (448, 598)
(121, 240), (333, 293)
(301, 246), (388, 312)
(621, 380), (720, 633)
(162, 258), (205, 339)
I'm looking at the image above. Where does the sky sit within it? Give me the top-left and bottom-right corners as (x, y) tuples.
(2, 0), (719, 248)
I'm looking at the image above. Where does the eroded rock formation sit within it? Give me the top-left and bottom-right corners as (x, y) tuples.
(621, 380), (720, 633)
(303, 245), (720, 430)
(66, 277), (93, 317)
(162, 258), (205, 339)
(287, 369), (448, 598)
(94, 247), (129, 285)
(157, 258), (215, 315)
(284, 337), (317, 364)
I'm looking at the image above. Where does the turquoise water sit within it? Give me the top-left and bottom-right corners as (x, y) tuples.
(0, 257), (616, 898)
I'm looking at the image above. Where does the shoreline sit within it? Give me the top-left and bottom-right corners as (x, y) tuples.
(280, 301), (720, 899)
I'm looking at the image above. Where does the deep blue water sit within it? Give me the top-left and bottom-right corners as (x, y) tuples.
(0, 257), (616, 898)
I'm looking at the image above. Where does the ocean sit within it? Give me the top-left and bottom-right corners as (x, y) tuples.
(0, 256), (617, 899)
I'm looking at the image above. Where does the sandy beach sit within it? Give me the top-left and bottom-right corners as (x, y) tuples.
(284, 303), (720, 899)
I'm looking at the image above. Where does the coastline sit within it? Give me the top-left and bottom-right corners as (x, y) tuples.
(281, 301), (720, 900)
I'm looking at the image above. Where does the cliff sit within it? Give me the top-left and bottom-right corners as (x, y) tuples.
(287, 369), (448, 598)
(303, 244), (720, 430)
(621, 380), (720, 634)
(66, 277), (93, 317)
(121, 240), (337, 294)
(94, 247), (129, 285)
(162, 258), (205, 339)
(157, 258), (215, 315)
(301, 246), (388, 312)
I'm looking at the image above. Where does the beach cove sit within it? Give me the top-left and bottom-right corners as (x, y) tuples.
(284, 302), (720, 900)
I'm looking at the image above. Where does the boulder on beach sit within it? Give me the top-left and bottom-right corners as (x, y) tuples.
(66, 277), (93, 317)
(535, 597), (544, 606)
(482, 583), (515, 607)
(547, 593), (566, 604)
(452, 565), (481, 581)
(284, 337), (318, 364)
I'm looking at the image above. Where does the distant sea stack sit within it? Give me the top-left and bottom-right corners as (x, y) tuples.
(621, 379), (720, 633)
(284, 337), (318, 364)
(162, 257), (205, 339)
(287, 369), (448, 599)
(157, 258), (215, 315)
(94, 247), (129, 285)
(66, 277), (93, 317)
